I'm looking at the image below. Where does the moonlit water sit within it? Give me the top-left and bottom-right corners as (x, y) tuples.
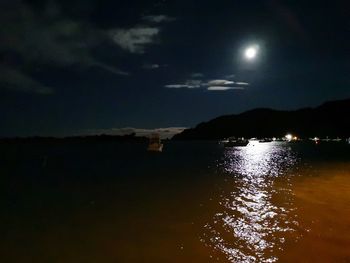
(1, 141), (350, 262)
(203, 143), (299, 262)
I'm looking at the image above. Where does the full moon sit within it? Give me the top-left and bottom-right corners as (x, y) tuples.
(244, 46), (258, 60)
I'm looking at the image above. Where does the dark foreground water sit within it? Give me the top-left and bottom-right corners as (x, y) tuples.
(1, 141), (350, 263)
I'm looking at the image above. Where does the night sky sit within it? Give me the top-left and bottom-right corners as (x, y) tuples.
(1, 0), (349, 137)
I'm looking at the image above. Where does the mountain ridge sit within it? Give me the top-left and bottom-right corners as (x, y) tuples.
(173, 98), (350, 140)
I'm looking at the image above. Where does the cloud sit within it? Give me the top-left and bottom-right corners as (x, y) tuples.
(93, 63), (130, 76)
(225, 74), (236, 79)
(165, 83), (201, 89)
(207, 86), (245, 91)
(143, 64), (161, 69)
(165, 79), (202, 89)
(185, 79), (202, 88)
(207, 79), (235, 86)
(110, 26), (160, 54)
(165, 84), (189, 89)
(266, 0), (308, 41)
(110, 13), (175, 54)
(142, 15), (175, 23)
(0, 67), (53, 95)
(235, 82), (250, 86)
(0, 0), (129, 93)
(191, 73), (204, 78)
(165, 77), (249, 91)
(81, 127), (186, 139)
(135, 127), (186, 139)
(0, 7), (119, 70)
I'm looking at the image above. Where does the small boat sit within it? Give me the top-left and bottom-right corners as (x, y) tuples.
(147, 133), (163, 152)
(222, 137), (249, 147)
(310, 137), (320, 144)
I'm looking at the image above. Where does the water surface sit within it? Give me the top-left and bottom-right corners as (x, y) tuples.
(1, 141), (349, 262)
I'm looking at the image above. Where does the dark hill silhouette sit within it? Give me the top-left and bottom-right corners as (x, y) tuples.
(173, 98), (350, 140)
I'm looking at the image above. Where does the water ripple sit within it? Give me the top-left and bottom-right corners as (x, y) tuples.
(203, 142), (299, 262)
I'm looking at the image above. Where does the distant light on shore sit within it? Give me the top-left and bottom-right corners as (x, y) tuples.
(285, 134), (293, 141)
(285, 134), (299, 142)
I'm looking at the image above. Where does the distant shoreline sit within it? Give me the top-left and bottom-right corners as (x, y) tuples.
(173, 98), (350, 140)
(0, 134), (148, 143)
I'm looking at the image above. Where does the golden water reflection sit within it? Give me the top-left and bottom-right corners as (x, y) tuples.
(203, 142), (299, 262)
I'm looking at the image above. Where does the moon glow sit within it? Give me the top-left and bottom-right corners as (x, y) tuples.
(244, 45), (258, 60)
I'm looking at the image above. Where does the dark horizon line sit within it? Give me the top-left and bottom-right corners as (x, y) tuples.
(1, 97), (349, 139)
(0, 133), (149, 141)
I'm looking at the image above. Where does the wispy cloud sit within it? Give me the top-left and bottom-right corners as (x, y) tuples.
(0, 67), (53, 95)
(207, 79), (235, 86)
(207, 86), (244, 91)
(185, 79), (202, 88)
(165, 75), (249, 91)
(225, 74), (236, 79)
(165, 84), (189, 89)
(235, 82), (250, 86)
(110, 14), (175, 54)
(165, 79), (202, 89)
(142, 63), (167, 70)
(142, 15), (175, 23)
(93, 63), (130, 76)
(110, 26), (160, 54)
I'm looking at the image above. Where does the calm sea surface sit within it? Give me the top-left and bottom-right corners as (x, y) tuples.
(1, 141), (350, 262)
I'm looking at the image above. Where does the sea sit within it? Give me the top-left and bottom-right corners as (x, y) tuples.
(1, 140), (350, 263)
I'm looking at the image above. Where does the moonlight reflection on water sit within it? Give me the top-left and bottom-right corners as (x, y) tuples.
(203, 142), (299, 262)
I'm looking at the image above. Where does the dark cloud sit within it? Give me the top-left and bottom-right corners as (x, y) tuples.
(266, 0), (308, 41)
(0, 0), (129, 94)
(142, 15), (175, 23)
(0, 66), (53, 94)
(191, 73), (204, 78)
(143, 64), (161, 69)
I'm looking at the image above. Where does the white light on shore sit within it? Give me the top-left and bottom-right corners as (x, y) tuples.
(285, 134), (293, 141)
